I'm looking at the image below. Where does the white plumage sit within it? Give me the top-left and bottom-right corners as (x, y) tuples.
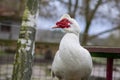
(51, 14), (92, 80)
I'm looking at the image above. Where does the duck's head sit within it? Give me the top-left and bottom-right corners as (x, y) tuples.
(52, 14), (80, 34)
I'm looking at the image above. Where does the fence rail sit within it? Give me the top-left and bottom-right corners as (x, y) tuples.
(86, 47), (120, 80)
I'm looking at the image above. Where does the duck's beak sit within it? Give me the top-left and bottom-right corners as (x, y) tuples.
(52, 25), (59, 28)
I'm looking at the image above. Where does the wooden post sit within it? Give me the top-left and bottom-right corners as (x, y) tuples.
(106, 58), (113, 80)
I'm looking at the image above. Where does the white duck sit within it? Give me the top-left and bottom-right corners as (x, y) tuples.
(51, 14), (92, 80)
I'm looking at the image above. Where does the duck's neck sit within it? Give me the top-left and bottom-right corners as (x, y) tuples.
(68, 32), (80, 42)
(61, 32), (80, 46)
(59, 32), (81, 55)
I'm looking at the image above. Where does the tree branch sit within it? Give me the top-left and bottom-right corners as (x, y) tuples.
(89, 26), (120, 40)
(72, 0), (79, 18)
(68, 0), (72, 14)
(89, 0), (102, 22)
(84, 0), (90, 22)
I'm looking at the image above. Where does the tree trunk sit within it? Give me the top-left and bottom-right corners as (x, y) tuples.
(82, 0), (102, 45)
(82, 23), (90, 45)
(12, 26), (36, 80)
(11, 0), (37, 80)
(81, 0), (90, 46)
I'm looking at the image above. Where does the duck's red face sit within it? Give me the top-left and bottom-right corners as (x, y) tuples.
(53, 18), (71, 28)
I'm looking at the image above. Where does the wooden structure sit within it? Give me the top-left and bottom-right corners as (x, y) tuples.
(86, 47), (120, 80)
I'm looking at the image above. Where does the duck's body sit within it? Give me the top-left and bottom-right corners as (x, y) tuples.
(51, 14), (93, 80)
(52, 33), (92, 80)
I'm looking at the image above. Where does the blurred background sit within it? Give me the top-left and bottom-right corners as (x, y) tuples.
(0, 0), (120, 80)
